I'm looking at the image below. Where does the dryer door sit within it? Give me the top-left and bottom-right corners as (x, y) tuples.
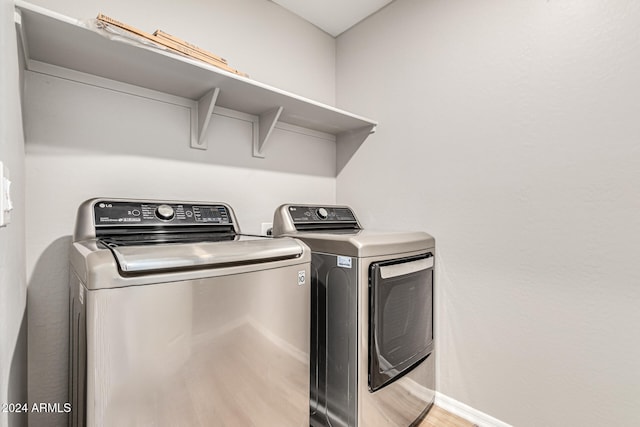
(369, 253), (434, 391)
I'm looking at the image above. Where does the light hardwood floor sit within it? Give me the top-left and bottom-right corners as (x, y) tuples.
(419, 406), (477, 427)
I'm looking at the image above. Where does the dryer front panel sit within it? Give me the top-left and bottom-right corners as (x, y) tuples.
(368, 253), (434, 392)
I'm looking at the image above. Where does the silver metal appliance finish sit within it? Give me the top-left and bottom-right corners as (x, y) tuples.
(273, 204), (436, 427)
(69, 198), (311, 427)
(109, 236), (303, 273)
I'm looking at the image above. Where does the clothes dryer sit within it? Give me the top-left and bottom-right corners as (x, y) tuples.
(69, 198), (311, 427)
(273, 204), (436, 427)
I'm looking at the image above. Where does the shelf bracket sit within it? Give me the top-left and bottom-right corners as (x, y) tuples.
(336, 124), (377, 174)
(253, 106), (283, 158)
(14, 9), (30, 69)
(191, 87), (220, 150)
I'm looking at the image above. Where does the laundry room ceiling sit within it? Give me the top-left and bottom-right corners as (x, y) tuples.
(271, 0), (394, 37)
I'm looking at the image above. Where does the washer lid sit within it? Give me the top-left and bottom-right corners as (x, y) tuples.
(108, 236), (305, 273)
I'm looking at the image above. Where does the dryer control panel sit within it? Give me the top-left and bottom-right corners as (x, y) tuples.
(285, 205), (360, 231)
(93, 200), (232, 227)
(288, 205), (357, 224)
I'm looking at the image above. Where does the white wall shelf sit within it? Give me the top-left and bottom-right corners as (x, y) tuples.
(14, 0), (377, 174)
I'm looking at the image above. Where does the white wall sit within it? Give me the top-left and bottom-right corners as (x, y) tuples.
(0, 0), (27, 425)
(23, 1), (337, 426)
(336, 0), (640, 426)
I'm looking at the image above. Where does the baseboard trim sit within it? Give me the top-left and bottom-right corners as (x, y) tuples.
(434, 392), (512, 427)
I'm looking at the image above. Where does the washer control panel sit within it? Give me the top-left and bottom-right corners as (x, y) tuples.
(288, 205), (358, 224)
(93, 201), (232, 227)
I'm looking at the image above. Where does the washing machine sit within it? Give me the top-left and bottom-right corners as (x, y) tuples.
(69, 198), (311, 427)
(273, 204), (435, 427)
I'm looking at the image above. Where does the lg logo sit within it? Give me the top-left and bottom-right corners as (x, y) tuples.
(98, 203), (113, 208)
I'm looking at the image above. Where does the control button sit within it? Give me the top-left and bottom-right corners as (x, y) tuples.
(131, 209), (141, 217)
(155, 204), (175, 221)
(317, 208), (328, 219)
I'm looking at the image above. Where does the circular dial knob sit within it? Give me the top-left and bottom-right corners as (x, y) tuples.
(155, 204), (175, 221)
(316, 207), (329, 219)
